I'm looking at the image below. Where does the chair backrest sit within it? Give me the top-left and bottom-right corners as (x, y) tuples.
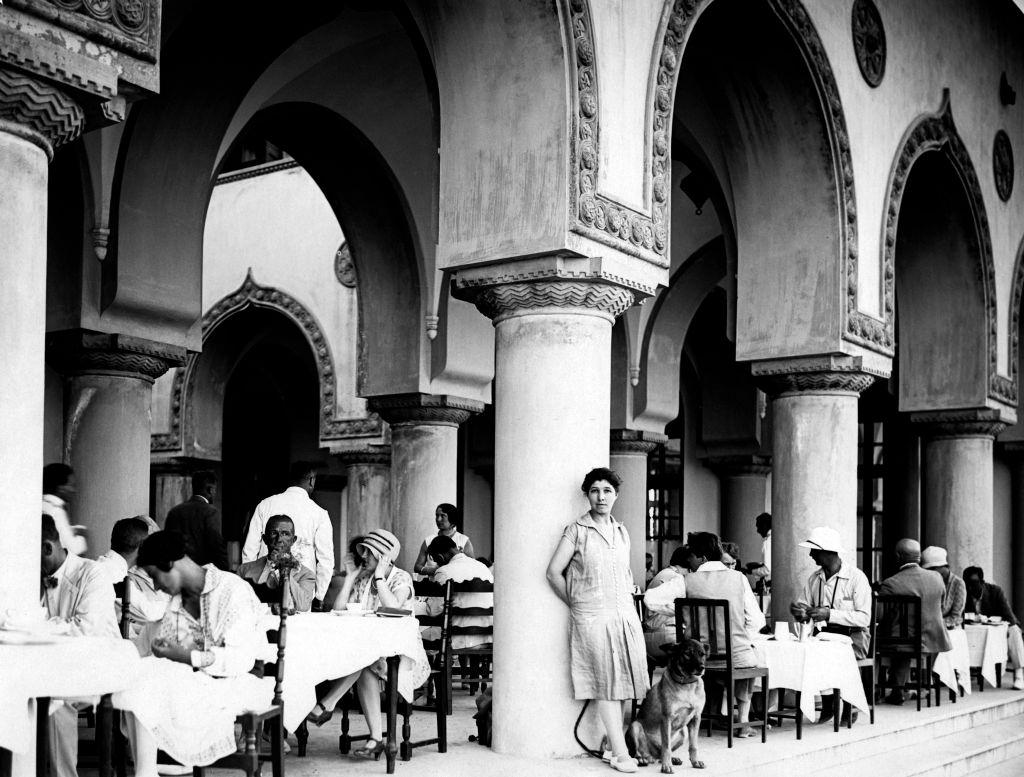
(876, 593), (922, 653)
(674, 597), (733, 670)
(112, 579), (131, 639)
(633, 592), (644, 621)
(413, 578), (453, 655)
(450, 579), (494, 646)
(864, 589), (878, 658)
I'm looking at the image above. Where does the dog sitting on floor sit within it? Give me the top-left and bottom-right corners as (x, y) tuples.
(626, 638), (707, 772)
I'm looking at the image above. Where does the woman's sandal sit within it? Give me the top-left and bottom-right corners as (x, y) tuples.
(353, 739), (385, 760)
(305, 703), (333, 727)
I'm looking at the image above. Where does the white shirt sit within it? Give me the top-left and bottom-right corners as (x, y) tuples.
(242, 487), (335, 599)
(41, 553), (119, 638)
(762, 530), (772, 574)
(43, 494), (87, 556)
(94, 550), (170, 637)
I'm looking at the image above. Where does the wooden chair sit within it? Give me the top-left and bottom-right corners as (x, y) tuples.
(875, 594), (942, 711)
(336, 578), (450, 759)
(853, 590), (877, 726)
(448, 579), (494, 701)
(674, 598), (769, 748)
(112, 579), (132, 777)
(194, 575), (290, 777)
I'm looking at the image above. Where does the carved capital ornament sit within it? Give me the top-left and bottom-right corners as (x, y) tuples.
(368, 393), (484, 429)
(0, 68), (83, 159)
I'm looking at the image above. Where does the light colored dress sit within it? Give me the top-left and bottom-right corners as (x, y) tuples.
(563, 513), (649, 701)
(347, 564), (414, 679)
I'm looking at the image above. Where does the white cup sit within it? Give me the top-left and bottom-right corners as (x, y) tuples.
(774, 622), (790, 641)
(989, 616), (1003, 624)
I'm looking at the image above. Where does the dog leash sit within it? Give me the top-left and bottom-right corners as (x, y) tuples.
(573, 700), (604, 759)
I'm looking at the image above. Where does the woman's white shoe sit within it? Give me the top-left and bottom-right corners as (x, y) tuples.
(609, 754), (639, 773)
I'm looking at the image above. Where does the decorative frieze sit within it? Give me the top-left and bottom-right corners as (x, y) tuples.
(335, 446), (392, 468)
(5, 0), (159, 62)
(47, 330), (184, 382)
(0, 67), (82, 157)
(368, 393), (484, 429)
(751, 355), (884, 398)
(609, 429), (667, 456)
(334, 242), (358, 288)
(909, 408), (1008, 441)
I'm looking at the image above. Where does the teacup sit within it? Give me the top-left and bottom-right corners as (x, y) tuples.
(774, 622), (791, 641)
(989, 615), (1003, 624)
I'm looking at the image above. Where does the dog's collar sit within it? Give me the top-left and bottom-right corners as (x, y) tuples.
(668, 668), (703, 685)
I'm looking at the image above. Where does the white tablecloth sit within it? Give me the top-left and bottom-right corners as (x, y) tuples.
(258, 612), (431, 731)
(752, 636), (869, 722)
(932, 628), (971, 695)
(0, 635), (141, 754)
(966, 623), (1008, 688)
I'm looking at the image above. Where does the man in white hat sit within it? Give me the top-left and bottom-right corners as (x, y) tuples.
(790, 526), (871, 725)
(921, 546), (965, 629)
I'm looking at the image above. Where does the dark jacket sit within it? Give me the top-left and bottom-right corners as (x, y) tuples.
(164, 496), (229, 569)
(878, 563), (952, 654)
(965, 581), (1020, 628)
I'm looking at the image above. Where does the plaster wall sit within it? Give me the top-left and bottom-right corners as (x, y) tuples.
(462, 468), (493, 561)
(43, 366), (63, 465)
(806, 0), (1024, 374)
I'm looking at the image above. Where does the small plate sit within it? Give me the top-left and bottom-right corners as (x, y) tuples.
(375, 612), (406, 619)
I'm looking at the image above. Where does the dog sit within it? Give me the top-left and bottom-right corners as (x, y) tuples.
(626, 638), (706, 772)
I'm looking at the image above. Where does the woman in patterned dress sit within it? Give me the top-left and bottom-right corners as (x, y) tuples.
(546, 468), (649, 773)
(307, 529), (413, 760)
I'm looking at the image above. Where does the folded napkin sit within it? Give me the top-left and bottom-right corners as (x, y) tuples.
(816, 631), (852, 645)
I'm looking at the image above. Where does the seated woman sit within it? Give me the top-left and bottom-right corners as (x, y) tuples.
(413, 503), (475, 575)
(306, 529), (412, 759)
(115, 531), (271, 776)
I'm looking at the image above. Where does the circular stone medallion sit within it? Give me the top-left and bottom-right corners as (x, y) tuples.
(852, 0), (886, 88)
(994, 130), (1014, 202)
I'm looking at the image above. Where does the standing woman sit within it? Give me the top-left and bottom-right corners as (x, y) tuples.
(413, 503), (475, 575)
(546, 468), (649, 774)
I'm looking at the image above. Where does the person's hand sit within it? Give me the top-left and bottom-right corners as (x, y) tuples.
(790, 602), (809, 622)
(808, 606), (830, 622)
(343, 553), (360, 577)
(151, 638), (191, 664)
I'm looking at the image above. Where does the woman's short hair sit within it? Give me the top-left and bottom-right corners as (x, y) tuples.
(137, 531), (187, 572)
(581, 467), (622, 493)
(687, 531), (723, 562)
(436, 503), (462, 530)
(348, 535), (367, 567)
(668, 545), (690, 568)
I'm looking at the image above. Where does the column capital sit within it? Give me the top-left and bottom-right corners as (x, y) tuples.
(705, 454), (773, 478)
(46, 330), (186, 382)
(334, 445), (392, 468)
(750, 354), (885, 397)
(451, 256), (655, 323)
(0, 67), (84, 160)
(609, 428), (667, 456)
(368, 392), (485, 428)
(909, 408), (1008, 440)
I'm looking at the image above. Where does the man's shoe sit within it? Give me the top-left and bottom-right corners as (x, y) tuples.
(817, 695), (835, 724)
(1012, 672), (1024, 691)
(840, 703), (859, 726)
(884, 690), (905, 706)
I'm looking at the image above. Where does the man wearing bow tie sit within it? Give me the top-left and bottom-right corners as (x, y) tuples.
(40, 513), (119, 777)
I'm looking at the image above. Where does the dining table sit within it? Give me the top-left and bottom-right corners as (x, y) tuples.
(965, 620), (1009, 688)
(932, 627), (972, 696)
(258, 610), (430, 773)
(752, 633), (869, 725)
(0, 633), (142, 777)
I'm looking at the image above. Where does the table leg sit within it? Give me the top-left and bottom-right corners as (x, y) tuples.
(96, 694), (114, 777)
(385, 657), (399, 774)
(36, 697), (50, 777)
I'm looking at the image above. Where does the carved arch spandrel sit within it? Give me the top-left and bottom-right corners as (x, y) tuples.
(881, 91), (1007, 407)
(151, 270), (380, 455)
(1004, 233), (1024, 410)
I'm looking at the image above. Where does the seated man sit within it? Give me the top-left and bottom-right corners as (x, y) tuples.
(790, 526), (870, 724)
(921, 546), (965, 629)
(645, 531), (765, 737)
(963, 566), (1024, 690)
(877, 538), (951, 705)
(95, 516), (170, 651)
(642, 545), (694, 659)
(40, 513), (120, 777)
(237, 514), (316, 613)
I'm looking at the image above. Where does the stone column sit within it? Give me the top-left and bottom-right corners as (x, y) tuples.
(453, 262), (639, 758)
(335, 446), (392, 551)
(752, 356), (879, 626)
(707, 454), (772, 567)
(0, 69), (83, 606)
(911, 409), (1006, 576)
(368, 394), (482, 571)
(48, 332), (183, 557)
(1004, 442), (1024, 624)
(609, 429), (665, 588)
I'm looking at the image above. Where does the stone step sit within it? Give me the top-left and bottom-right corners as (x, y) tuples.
(711, 691), (1024, 776)
(965, 751), (1024, 776)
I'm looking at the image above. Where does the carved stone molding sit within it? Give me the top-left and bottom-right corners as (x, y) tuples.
(6, 0), (160, 62)
(851, 0), (885, 88)
(47, 330), (184, 382)
(0, 68), (83, 158)
(335, 446), (392, 468)
(705, 454), (773, 478)
(1004, 233), (1024, 410)
(471, 281), (635, 323)
(334, 242), (357, 288)
(994, 129), (1014, 203)
(880, 92), (1007, 407)
(909, 408), (1008, 440)
(368, 393), (484, 429)
(609, 429), (667, 456)
(751, 355), (884, 397)
(151, 270), (381, 454)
